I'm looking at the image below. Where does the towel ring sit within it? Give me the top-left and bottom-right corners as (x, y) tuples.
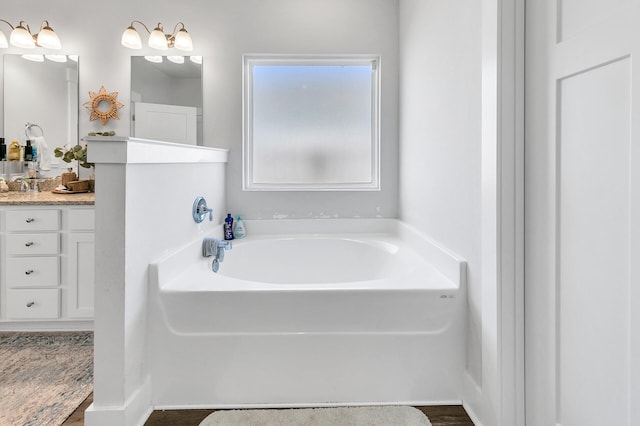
(25, 123), (44, 139)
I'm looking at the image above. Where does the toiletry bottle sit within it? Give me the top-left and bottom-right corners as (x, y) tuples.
(8, 141), (21, 161)
(0, 138), (6, 160)
(224, 214), (234, 240)
(234, 216), (246, 239)
(24, 140), (33, 161)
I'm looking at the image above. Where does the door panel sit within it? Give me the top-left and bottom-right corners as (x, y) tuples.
(526, 1), (638, 425)
(133, 102), (197, 145)
(558, 0), (627, 42)
(557, 57), (631, 426)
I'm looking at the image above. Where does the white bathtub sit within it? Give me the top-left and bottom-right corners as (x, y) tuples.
(148, 219), (466, 409)
(220, 236), (440, 285)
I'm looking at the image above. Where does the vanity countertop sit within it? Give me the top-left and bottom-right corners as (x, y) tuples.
(0, 191), (95, 206)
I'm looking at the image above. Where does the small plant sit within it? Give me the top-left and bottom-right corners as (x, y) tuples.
(53, 144), (94, 169)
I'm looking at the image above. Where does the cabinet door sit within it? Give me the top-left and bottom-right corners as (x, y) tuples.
(68, 209), (95, 231)
(67, 233), (95, 318)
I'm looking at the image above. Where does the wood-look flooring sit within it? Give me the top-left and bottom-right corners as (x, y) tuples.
(63, 393), (475, 425)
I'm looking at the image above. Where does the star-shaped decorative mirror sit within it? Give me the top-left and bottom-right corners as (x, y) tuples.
(83, 85), (124, 125)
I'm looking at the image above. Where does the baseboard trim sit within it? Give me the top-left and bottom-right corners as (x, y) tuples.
(462, 400), (483, 426)
(85, 377), (152, 426)
(0, 320), (93, 332)
(153, 400), (464, 411)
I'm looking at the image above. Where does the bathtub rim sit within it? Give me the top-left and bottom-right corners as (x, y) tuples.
(159, 259), (459, 292)
(150, 218), (466, 294)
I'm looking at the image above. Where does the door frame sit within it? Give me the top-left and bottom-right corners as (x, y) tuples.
(485, 0), (525, 424)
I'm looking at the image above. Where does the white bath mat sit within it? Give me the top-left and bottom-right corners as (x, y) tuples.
(199, 405), (431, 425)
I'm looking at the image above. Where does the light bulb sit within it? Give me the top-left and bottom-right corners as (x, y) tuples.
(121, 26), (142, 49)
(189, 55), (202, 65)
(173, 28), (193, 51)
(0, 30), (8, 48)
(36, 23), (61, 49)
(144, 55), (163, 63)
(148, 26), (168, 50)
(10, 24), (35, 49)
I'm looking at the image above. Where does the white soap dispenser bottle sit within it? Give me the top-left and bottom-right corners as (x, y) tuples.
(234, 216), (246, 239)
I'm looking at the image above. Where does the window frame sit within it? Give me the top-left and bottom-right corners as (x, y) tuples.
(242, 54), (381, 191)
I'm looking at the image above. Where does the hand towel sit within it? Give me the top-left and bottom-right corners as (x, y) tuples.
(31, 136), (51, 170)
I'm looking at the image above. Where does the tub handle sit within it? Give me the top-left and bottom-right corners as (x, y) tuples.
(193, 196), (213, 223)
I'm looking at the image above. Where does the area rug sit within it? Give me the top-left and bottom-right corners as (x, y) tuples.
(0, 332), (93, 426)
(199, 405), (432, 426)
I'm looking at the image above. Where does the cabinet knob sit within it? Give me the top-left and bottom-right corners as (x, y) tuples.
(25, 218), (35, 223)
(26, 301), (35, 307)
(24, 242), (34, 247)
(25, 269), (34, 275)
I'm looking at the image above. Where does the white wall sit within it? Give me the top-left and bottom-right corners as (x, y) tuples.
(0, 0), (399, 220)
(86, 138), (227, 425)
(398, 0), (482, 384)
(400, 2), (526, 425)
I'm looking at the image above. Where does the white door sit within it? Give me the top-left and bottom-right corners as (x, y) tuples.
(133, 102), (197, 145)
(526, 1), (639, 425)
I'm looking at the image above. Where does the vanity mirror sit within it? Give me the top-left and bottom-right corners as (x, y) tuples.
(130, 56), (202, 145)
(3, 54), (79, 177)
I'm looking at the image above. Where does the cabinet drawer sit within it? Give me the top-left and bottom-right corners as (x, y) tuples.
(6, 289), (60, 319)
(6, 257), (59, 287)
(6, 210), (60, 231)
(6, 233), (60, 255)
(68, 209), (95, 231)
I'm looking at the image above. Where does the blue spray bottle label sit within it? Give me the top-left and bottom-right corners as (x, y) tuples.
(224, 214), (234, 240)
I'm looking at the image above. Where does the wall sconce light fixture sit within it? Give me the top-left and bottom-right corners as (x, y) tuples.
(121, 21), (193, 51)
(0, 19), (62, 49)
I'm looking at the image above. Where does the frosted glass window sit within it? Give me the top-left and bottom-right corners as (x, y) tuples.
(243, 56), (380, 191)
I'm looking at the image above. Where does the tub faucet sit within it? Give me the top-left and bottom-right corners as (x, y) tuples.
(217, 240), (232, 251)
(202, 237), (232, 258)
(202, 237), (232, 273)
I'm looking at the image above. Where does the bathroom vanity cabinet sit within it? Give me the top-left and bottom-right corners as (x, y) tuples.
(0, 198), (95, 330)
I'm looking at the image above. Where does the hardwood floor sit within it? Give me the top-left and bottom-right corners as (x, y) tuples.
(64, 393), (475, 425)
(61, 392), (92, 426)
